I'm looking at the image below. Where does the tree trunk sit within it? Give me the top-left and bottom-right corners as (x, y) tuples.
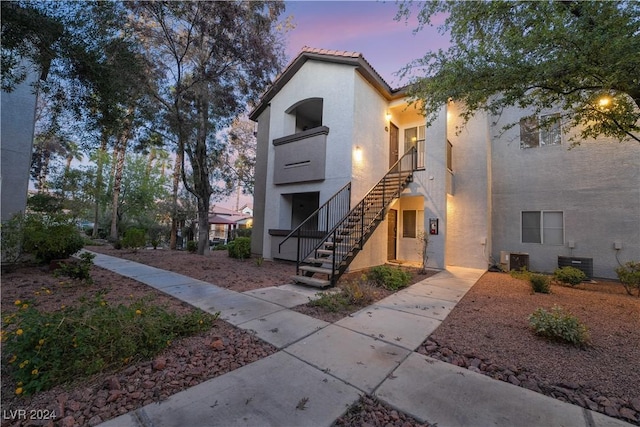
(109, 109), (134, 240)
(92, 134), (108, 238)
(169, 144), (183, 250)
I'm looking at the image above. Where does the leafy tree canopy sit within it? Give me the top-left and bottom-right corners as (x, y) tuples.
(397, 0), (640, 143)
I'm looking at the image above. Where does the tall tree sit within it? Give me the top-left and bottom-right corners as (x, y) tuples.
(128, 1), (286, 254)
(397, 1), (640, 143)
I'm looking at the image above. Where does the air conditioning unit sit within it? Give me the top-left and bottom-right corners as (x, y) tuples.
(558, 256), (593, 279)
(500, 251), (530, 272)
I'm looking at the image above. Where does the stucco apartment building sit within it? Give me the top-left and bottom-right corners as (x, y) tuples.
(249, 47), (640, 285)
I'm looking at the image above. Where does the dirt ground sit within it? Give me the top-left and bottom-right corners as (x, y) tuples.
(2, 245), (638, 426)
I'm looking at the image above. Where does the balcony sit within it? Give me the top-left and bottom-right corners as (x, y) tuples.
(272, 126), (329, 185)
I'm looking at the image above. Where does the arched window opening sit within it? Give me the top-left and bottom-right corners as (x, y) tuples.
(286, 98), (323, 133)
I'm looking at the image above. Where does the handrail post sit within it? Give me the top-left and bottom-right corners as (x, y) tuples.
(296, 227), (302, 275)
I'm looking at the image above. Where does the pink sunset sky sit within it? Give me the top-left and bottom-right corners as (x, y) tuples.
(283, 0), (450, 88)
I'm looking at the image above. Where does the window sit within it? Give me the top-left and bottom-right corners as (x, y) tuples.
(519, 113), (562, 149)
(286, 98), (323, 133)
(289, 192), (319, 229)
(404, 125), (425, 168)
(522, 211), (564, 245)
(402, 210), (417, 238)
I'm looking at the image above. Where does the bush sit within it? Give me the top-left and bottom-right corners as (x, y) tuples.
(22, 216), (84, 264)
(530, 273), (551, 294)
(1, 213), (24, 264)
(113, 240), (123, 250)
(212, 244), (228, 251)
(528, 305), (590, 346)
(227, 237), (251, 259)
(2, 295), (217, 395)
(367, 265), (411, 290)
(121, 228), (146, 250)
(309, 279), (378, 312)
(509, 267), (531, 281)
(615, 261), (640, 296)
(53, 252), (95, 283)
(554, 266), (586, 286)
(186, 240), (197, 253)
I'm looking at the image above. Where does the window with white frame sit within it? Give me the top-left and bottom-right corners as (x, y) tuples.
(519, 113), (562, 149)
(404, 125), (425, 168)
(522, 211), (564, 245)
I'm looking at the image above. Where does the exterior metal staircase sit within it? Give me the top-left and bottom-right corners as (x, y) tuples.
(279, 147), (417, 288)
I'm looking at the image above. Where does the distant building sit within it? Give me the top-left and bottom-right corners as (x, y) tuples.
(208, 205), (253, 244)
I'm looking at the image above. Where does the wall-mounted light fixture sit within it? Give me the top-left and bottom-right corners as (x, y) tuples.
(385, 112), (392, 122)
(354, 145), (363, 163)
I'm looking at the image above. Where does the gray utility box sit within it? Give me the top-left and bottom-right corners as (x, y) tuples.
(558, 256), (593, 279)
(500, 251), (530, 272)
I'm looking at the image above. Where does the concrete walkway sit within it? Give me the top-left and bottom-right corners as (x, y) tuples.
(89, 251), (632, 427)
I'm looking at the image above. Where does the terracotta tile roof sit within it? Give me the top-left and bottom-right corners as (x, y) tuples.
(249, 46), (406, 120)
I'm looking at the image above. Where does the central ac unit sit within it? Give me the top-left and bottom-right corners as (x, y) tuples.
(500, 251), (530, 272)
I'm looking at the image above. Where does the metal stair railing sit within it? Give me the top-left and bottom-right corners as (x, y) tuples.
(305, 146), (417, 284)
(278, 182), (352, 275)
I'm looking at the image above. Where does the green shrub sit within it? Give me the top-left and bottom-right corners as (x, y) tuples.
(22, 216), (84, 263)
(309, 280), (378, 312)
(113, 240), (123, 250)
(227, 237), (251, 259)
(530, 273), (551, 293)
(53, 252), (95, 283)
(186, 240), (197, 253)
(528, 305), (590, 346)
(212, 244), (228, 251)
(1, 213), (24, 263)
(367, 265), (411, 290)
(615, 261), (640, 296)
(121, 228), (146, 250)
(554, 266), (586, 286)
(3, 295), (217, 395)
(509, 267), (531, 281)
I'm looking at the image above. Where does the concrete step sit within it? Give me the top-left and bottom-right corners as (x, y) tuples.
(291, 275), (332, 288)
(299, 265), (337, 275)
(304, 257), (334, 265)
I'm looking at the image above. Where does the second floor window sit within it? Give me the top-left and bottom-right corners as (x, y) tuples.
(520, 113), (562, 149)
(404, 125), (426, 169)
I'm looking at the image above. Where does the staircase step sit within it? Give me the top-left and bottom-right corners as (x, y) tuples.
(291, 275), (331, 288)
(304, 257), (334, 265)
(299, 265), (337, 275)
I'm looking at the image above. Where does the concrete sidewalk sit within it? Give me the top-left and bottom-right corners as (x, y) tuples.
(89, 251), (632, 427)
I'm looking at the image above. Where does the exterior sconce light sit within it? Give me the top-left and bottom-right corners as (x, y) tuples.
(385, 112), (392, 121)
(354, 146), (363, 162)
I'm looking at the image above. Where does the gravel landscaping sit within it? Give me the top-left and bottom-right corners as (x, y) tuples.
(2, 245), (637, 426)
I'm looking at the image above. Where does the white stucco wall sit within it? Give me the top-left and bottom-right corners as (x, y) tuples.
(1, 63), (39, 222)
(490, 107), (640, 278)
(444, 103), (492, 269)
(261, 60), (357, 259)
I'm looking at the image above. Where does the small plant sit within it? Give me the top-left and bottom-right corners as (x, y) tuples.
(615, 261), (640, 296)
(309, 279), (379, 313)
(121, 228), (146, 251)
(212, 244), (228, 251)
(528, 305), (590, 346)
(554, 266), (586, 286)
(1, 213), (24, 264)
(2, 295), (217, 395)
(509, 267), (531, 281)
(367, 265), (411, 290)
(186, 240), (198, 253)
(227, 237), (251, 259)
(255, 257), (264, 267)
(530, 273), (551, 294)
(54, 252), (96, 283)
(151, 239), (160, 249)
(113, 240), (123, 250)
